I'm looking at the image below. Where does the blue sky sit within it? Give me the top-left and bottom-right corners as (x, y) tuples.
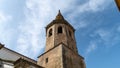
(0, 0), (120, 68)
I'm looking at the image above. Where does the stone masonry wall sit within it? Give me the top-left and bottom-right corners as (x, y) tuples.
(37, 44), (63, 68)
(46, 25), (55, 51)
(62, 45), (86, 68)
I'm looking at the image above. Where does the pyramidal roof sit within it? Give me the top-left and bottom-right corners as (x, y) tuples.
(46, 10), (75, 31)
(55, 10), (64, 20)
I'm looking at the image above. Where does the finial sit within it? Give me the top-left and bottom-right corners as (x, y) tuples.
(55, 10), (64, 20)
(58, 10), (61, 14)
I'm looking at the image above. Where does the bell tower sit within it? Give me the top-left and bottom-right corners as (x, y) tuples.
(45, 10), (78, 53)
(37, 10), (86, 68)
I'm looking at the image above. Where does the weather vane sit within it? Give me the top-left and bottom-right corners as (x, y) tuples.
(115, 0), (120, 11)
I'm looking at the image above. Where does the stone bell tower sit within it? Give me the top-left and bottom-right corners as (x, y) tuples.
(37, 10), (86, 68)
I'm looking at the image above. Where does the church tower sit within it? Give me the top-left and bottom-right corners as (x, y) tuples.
(37, 10), (86, 68)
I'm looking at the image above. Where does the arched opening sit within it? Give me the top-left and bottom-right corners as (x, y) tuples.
(58, 26), (62, 33)
(48, 29), (52, 37)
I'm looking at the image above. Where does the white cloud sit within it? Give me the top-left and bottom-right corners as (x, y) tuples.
(91, 27), (120, 47)
(67, 0), (111, 18)
(0, 11), (13, 47)
(16, 0), (77, 59)
(85, 25), (120, 57)
(94, 29), (118, 46)
(74, 21), (88, 29)
(65, 0), (112, 29)
(86, 0), (112, 11)
(0, 11), (12, 24)
(88, 0), (110, 12)
(85, 41), (97, 57)
(95, 29), (111, 41)
(84, 29), (109, 57)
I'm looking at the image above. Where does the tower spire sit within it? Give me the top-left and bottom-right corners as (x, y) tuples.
(55, 10), (64, 20)
(59, 10), (60, 14)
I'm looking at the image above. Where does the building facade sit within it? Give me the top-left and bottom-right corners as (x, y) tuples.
(0, 44), (43, 68)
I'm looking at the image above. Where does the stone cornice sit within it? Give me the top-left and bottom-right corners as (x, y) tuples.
(14, 58), (44, 68)
(38, 42), (84, 60)
(46, 19), (75, 32)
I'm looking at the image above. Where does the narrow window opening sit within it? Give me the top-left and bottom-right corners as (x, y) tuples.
(58, 26), (62, 33)
(46, 58), (48, 63)
(69, 30), (71, 37)
(49, 29), (52, 37)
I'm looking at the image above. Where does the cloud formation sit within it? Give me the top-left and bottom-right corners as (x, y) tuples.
(0, 11), (12, 23)
(0, 11), (13, 47)
(85, 24), (120, 57)
(85, 41), (97, 57)
(16, 0), (77, 59)
(0, 0), (114, 59)
(14, 0), (114, 59)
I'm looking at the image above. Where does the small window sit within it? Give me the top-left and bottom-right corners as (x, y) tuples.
(46, 58), (48, 63)
(58, 26), (62, 33)
(49, 29), (52, 37)
(69, 30), (71, 37)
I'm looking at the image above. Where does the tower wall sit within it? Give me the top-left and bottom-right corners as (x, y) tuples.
(38, 44), (63, 68)
(38, 43), (86, 68)
(46, 25), (55, 51)
(65, 25), (78, 53)
(46, 23), (78, 53)
(54, 24), (68, 47)
(62, 45), (86, 68)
